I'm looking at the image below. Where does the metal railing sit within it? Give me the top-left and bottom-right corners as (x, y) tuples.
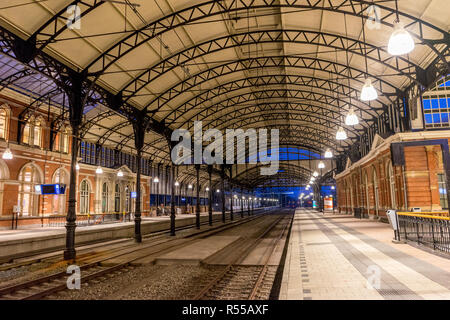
(0, 212), (134, 229)
(397, 212), (450, 254)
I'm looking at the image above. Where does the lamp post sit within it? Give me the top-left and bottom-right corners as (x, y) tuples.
(195, 164), (200, 229)
(170, 166), (176, 236)
(207, 165), (213, 226)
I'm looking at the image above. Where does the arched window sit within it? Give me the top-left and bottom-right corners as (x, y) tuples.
(54, 126), (69, 153)
(52, 168), (68, 215)
(22, 119), (31, 145)
(125, 185), (131, 212)
(33, 118), (42, 147)
(387, 162), (396, 208)
(102, 183), (109, 213)
(364, 172), (369, 212)
(18, 164), (41, 216)
(0, 106), (10, 140)
(114, 184), (121, 212)
(80, 180), (90, 214)
(22, 116), (43, 147)
(372, 167), (379, 216)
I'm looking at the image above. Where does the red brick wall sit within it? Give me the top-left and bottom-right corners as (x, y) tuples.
(337, 139), (447, 216)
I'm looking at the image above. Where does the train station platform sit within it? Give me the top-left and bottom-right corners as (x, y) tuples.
(0, 211), (230, 263)
(279, 209), (450, 300)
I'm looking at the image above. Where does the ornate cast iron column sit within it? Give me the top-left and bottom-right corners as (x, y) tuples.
(195, 164), (201, 229)
(64, 72), (84, 261)
(208, 165), (213, 226)
(133, 119), (145, 243)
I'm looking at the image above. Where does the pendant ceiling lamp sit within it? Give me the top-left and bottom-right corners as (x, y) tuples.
(336, 127), (347, 140)
(95, 166), (103, 174)
(358, 6), (377, 102)
(388, 1), (414, 56)
(324, 148), (333, 158)
(360, 79), (378, 101)
(2, 147), (13, 160)
(388, 21), (414, 55)
(345, 107), (359, 126)
(153, 177), (159, 183)
(318, 161), (325, 169)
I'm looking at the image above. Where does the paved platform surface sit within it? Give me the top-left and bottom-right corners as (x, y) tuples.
(279, 209), (450, 300)
(155, 236), (240, 265)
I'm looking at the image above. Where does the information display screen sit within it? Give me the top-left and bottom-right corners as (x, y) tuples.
(40, 184), (66, 195)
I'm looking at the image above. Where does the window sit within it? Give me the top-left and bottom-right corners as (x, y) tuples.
(423, 75), (450, 128)
(18, 164), (41, 216)
(387, 162), (396, 208)
(52, 168), (67, 215)
(22, 122), (30, 144)
(364, 172), (369, 211)
(438, 174), (448, 210)
(125, 185), (131, 212)
(102, 183), (109, 213)
(54, 126), (69, 153)
(33, 118), (41, 146)
(114, 184), (121, 212)
(372, 168), (379, 215)
(22, 116), (43, 147)
(80, 180), (90, 214)
(0, 107), (9, 140)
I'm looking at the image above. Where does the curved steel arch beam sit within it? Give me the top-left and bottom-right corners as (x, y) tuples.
(118, 29), (420, 101)
(96, 120), (131, 145)
(31, 0), (107, 52)
(251, 122), (354, 149)
(79, 110), (117, 138)
(166, 86), (376, 128)
(195, 102), (360, 133)
(207, 120), (354, 155)
(172, 76), (380, 127)
(148, 57), (393, 119)
(234, 164), (313, 187)
(82, 0), (448, 75)
(201, 107), (361, 138)
(0, 68), (37, 90)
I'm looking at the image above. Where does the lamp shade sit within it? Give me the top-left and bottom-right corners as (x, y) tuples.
(336, 127), (347, 140)
(360, 79), (378, 101)
(318, 161), (325, 169)
(345, 108), (359, 126)
(95, 166), (103, 174)
(313, 171), (319, 177)
(2, 148), (13, 160)
(153, 177), (159, 183)
(117, 170), (123, 177)
(324, 148), (333, 158)
(388, 21), (415, 56)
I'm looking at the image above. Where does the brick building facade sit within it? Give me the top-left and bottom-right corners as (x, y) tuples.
(0, 93), (213, 219)
(336, 132), (449, 218)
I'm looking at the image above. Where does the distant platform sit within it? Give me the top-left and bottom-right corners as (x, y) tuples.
(0, 212), (225, 263)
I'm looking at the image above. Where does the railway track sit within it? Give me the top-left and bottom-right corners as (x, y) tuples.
(192, 210), (293, 300)
(0, 210), (274, 300)
(0, 210), (269, 274)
